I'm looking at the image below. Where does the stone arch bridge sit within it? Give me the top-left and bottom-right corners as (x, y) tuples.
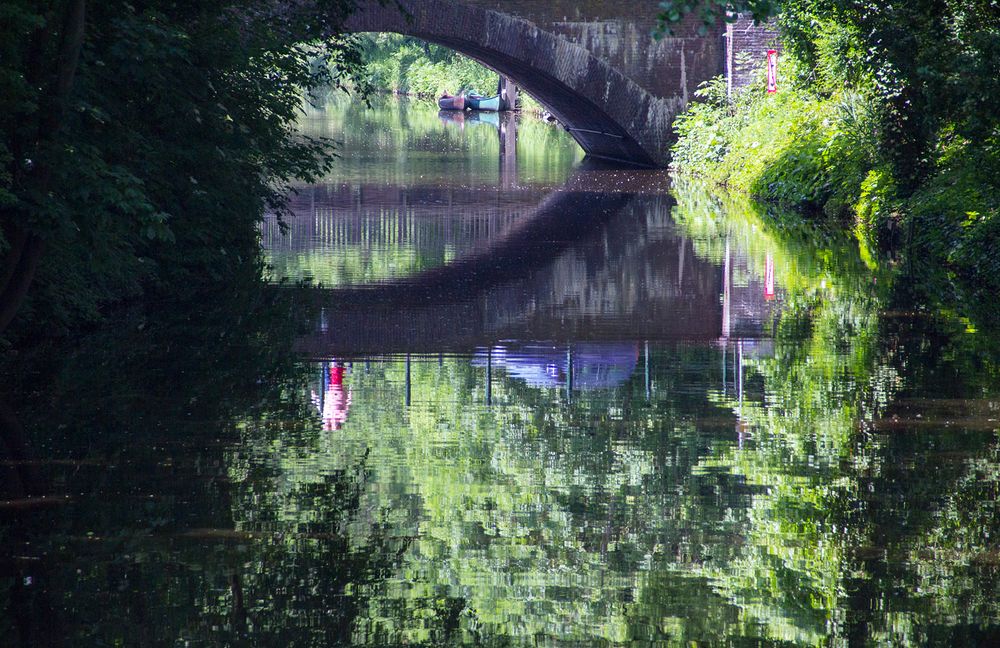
(342, 0), (726, 167)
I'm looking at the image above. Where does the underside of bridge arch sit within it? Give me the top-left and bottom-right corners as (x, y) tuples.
(342, 0), (701, 167)
(413, 33), (658, 166)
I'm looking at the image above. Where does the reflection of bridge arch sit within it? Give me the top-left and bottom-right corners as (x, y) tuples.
(282, 160), (782, 358)
(300, 186), (636, 307)
(289, 174), (735, 357)
(264, 182), (548, 265)
(343, 0), (725, 167)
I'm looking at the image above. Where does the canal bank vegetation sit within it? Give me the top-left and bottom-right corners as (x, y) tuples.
(663, 2), (1000, 327)
(355, 33), (545, 113)
(358, 33), (497, 98)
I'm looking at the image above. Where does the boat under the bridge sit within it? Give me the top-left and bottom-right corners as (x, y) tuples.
(438, 92), (503, 111)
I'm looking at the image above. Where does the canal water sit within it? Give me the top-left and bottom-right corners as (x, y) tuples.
(3, 96), (1000, 646)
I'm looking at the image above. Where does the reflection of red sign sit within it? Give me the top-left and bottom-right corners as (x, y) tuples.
(323, 364), (352, 430)
(766, 50), (778, 94)
(764, 254), (775, 300)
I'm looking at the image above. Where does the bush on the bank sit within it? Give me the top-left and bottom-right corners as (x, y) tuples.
(667, 2), (1000, 328)
(672, 70), (875, 222)
(910, 136), (1000, 293)
(672, 61), (1000, 326)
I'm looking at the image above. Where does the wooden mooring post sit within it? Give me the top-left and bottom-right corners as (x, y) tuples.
(499, 76), (518, 112)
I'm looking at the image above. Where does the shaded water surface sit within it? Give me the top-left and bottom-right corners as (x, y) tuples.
(3, 97), (1000, 646)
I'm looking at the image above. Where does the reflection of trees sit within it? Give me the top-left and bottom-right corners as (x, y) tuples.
(0, 283), (408, 646)
(264, 98), (584, 287)
(276, 351), (748, 644)
(238, 181), (1000, 646)
(666, 180), (892, 644)
(213, 447), (411, 646)
(295, 97), (582, 188)
(8, 179), (1000, 644)
(837, 314), (1000, 645)
(254, 180), (1000, 646)
(670, 181), (1000, 646)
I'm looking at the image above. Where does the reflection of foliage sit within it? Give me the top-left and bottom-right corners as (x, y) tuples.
(277, 353), (754, 644)
(264, 96), (583, 285)
(673, 179), (1000, 646)
(906, 447), (1000, 625)
(251, 181), (1000, 646)
(290, 96), (582, 187)
(670, 179), (890, 644)
(0, 283), (409, 646)
(7, 179), (1000, 644)
(266, 239), (453, 287)
(213, 447), (413, 646)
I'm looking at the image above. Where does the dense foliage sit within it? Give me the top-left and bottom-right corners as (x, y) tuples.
(0, 0), (364, 340)
(357, 33), (498, 98)
(655, 0), (781, 36)
(670, 69), (880, 255)
(355, 33), (544, 113)
(663, 1), (1000, 327)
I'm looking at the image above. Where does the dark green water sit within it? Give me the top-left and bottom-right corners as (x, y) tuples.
(3, 97), (1000, 646)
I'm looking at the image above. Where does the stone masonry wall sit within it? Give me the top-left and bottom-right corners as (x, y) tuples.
(345, 0), (729, 166)
(726, 15), (780, 95)
(463, 1), (725, 105)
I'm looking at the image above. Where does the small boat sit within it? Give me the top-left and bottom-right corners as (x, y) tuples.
(437, 92), (504, 112)
(438, 94), (466, 110)
(466, 94), (502, 111)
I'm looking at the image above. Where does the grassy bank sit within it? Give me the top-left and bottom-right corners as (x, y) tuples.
(671, 65), (1000, 328)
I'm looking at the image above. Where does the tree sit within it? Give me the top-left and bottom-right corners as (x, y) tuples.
(0, 0), (365, 339)
(658, 1), (1000, 196)
(0, 1), (87, 332)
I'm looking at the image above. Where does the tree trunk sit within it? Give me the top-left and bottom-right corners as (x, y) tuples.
(0, 233), (46, 334)
(0, 226), (29, 295)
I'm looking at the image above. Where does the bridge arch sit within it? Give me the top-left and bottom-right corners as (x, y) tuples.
(343, 0), (721, 167)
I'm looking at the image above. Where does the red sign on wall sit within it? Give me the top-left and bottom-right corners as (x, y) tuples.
(766, 49), (778, 94)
